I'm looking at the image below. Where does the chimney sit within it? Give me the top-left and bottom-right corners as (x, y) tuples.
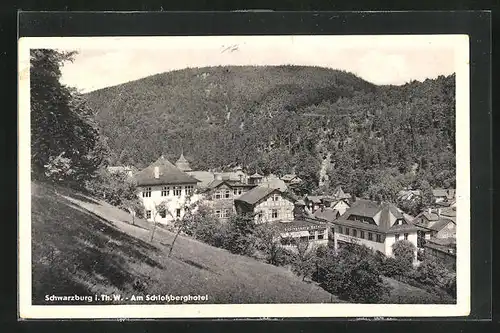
(428, 207), (432, 214)
(154, 166), (159, 179)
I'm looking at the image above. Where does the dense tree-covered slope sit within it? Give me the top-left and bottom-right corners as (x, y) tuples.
(84, 65), (455, 197)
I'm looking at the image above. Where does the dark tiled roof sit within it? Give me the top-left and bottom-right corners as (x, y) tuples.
(337, 199), (419, 234)
(235, 186), (277, 205)
(426, 218), (455, 232)
(135, 156), (199, 186)
(314, 208), (340, 222)
(343, 199), (381, 218)
(306, 196), (323, 204)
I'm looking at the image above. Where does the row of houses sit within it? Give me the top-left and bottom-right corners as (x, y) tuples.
(119, 154), (456, 264)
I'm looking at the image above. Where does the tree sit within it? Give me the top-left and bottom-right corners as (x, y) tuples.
(290, 239), (316, 281)
(317, 243), (388, 303)
(253, 223), (289, 266)
(30, 49), (106, 186)
(223, 214), (257, 256)
(392, 240), (416, 268)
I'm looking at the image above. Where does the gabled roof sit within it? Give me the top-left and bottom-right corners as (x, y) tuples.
(206, 179), (255, 190)
(235, 186), (295, 206)
(187, 171), (215, 188)
(314, 208), (340, 222)
(333, 185), (351, 199)
(428, 218), (455, 232)
(336, 199), (418, 234)
(305, 195), (323, 204)
(343, 199), (381, 218)
(135, 156), (199, 186)
(261, 176), (288, 191)
(249, 172), (263, 178)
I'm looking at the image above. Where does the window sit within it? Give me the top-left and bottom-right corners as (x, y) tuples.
(345, 228), (350, 236)
(376, 234), (382, 243)
(142, 187), (152, 197)
(338, 226), (343, 234)
(368, 232), (373, 241)
(404, 233), (409, 240)
(161, 186), (169, 196)
(225, 190), (231, 199)
(145, 210), (151, 219)
(214, 191), (221, 200)
(233, 189), (239, 196)
(173, 186), (182, 196)
(353, 229), (357, 237)
(360, 230), (365, 239)
(272, 194), (280, 201)
(309, 233), (315, 240)
(215, 210), (222, 218)
(317, 230), (325, 240)
(185, 185), (194, 195)
(159, 209), (166, 218)
(176, 209), (181, 218)
(300, 236), (308, 242)
(271, 209), (278, 219)
(395, 234), (400, 241)
(223, 209), (230, 218)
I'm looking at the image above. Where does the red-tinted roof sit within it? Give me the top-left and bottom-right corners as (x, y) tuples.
(135, 156), (199, 186)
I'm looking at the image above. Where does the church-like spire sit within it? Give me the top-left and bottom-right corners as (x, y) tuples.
(175, 150), (192, 172)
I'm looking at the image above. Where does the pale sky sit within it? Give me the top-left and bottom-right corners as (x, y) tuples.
(50, 35), (461, 93)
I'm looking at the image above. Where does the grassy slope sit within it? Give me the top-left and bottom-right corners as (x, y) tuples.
(31, 182), (339, 304)
(31, 182), (446, 305)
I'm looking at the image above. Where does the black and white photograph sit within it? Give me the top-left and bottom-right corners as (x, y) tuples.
(18, 34), (470, 318)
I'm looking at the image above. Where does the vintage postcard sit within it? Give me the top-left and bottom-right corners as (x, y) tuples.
(18, 34), (470, 319)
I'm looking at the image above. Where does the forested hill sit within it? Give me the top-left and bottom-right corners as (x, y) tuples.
(84, 65), (455, 197)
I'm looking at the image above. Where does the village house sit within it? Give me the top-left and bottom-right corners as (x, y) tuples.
(234, 186), (329, 250)
(248, 172), (264, 185)
(411, 205), (456, 264)
(234, 186), (296, 223)
(201, 179), (256, 221)
(397, 189), (422, 204)
(322, 199), (423, 260)
(107, 165), (137, 178)
(302, 186), (351, 215)
(412, 206), (456, 240)
(432, 188), (456, 205)
(135, 155), (201, 224)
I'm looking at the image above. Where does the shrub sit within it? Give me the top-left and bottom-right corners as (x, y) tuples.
(222, 215), (257, 256)
(381, 257), (407, 279)
(317, 243), (388, 303)
(392, 240), (416, 269)
(289, 240), (316, 281)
